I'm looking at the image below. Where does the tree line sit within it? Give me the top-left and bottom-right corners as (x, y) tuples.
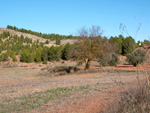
(0, 31), (74, 63)
(7, 25), (74, 40)
(0, 27), (149, 68)
(72, 26), (148, 69)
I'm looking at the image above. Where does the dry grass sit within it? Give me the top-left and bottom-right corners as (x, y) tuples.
(39, 65), (79, 77)
(0, 87), (77, 113)
(0, 64), (148, 113)
(1, 63), (18, 68)
(103, 70), (150, 113)
(38, 64), (146, 78)
(1, 67), (144, 113)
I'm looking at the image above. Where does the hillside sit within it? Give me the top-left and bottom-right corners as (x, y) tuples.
(0, 27), (46, 43)
(0, 28), (76, 63)
(0, 27), (77, 46)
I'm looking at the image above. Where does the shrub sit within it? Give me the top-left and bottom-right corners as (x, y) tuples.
(39, 66), (79, 77)
(104, 84), (150, 113)
(0, 53), (9, 61)
(42, 61), (47, 64)
(126, 49), (146, 66)
(99, 59), (109, 67)
(99, 54), (119, 67)
(12, 56), (18, 62)
(45, 40), (49, 44)
(108, 54), (119, 66)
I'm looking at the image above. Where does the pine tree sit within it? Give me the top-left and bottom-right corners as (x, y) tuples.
(35, 48), (42, 62)
(62, 43), (73, 60)
(122, 36), (136, 55)
(56, 38), (61, 45)
(20, 50), (28, 62)
(26, 53), (34, 63)
(41, 47), (48, 62)
(48, 46), (56, 61)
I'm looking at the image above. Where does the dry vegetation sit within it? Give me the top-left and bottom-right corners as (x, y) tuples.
(103, 74), (150, 113)
(0, 62), (149, 113)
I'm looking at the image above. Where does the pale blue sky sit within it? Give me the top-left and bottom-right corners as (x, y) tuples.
(0, 0), (150, 42)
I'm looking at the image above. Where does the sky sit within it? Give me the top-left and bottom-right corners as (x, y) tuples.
(0, 0), (150, 42)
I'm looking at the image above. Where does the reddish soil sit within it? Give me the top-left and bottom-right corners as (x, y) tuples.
(79, 63), (150, 71)
(0, 63), (149, 113)
(30, 82), (139, 113)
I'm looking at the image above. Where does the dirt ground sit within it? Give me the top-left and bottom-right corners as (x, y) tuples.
(0, 64), (149, 113)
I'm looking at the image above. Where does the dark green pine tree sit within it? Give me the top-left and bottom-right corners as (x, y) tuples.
(48, 46), (56, 61)
(56, 38), (61, 45)
(26, 53), (34, 63)
(35, 48), (42, 62)
(20, 50), (28, 62)
(62, 43), (72, 60)
(41, 47), (49, 62)
(122, 36), (136, 55)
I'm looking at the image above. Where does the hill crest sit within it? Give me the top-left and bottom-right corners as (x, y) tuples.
(0, 27), (77, 46)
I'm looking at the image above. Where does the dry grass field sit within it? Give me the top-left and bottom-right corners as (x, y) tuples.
(0, 63), (149, 113)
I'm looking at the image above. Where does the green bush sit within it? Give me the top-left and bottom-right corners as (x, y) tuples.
(0, 53), (9, 61)
(42, 61), (47, 64)
(12, 56), (18, 62)
(45, 40), (49, 44)
(126, 49), (146, 66)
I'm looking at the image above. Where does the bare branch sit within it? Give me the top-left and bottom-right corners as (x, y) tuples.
(135, 22), (142, 39)
(119, 23), (129, 36)
(89, 26), (103, 37)
(78, 27), (88, 37)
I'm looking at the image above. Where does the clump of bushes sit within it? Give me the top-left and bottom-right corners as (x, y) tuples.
(99, 54), (119, 67)
(108, 54), (119, 66)
(126, 49), (146, 67)
(39, 66), (79, 77)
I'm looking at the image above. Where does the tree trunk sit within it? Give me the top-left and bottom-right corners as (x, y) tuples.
(85, 63), (90, 69)
(85, 59), (91, 70)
